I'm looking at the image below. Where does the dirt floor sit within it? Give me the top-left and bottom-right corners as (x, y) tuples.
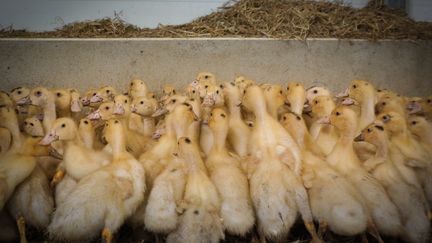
(1, 0), (431, 40)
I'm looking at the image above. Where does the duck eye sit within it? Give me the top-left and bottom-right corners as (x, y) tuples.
(377, 89), (382, 92)
(124, 100), (127, 104)
(204, 85), (209, 89)
(210, 113), (213, 116)
(382, 102), (386, 106)
(84, 120), (89, 124)
(216, 90), (219, 94)
(411, 121), (417, 125)
(296, 116), (301, 121)
(24, 121), (28, 125)
(106, 90), (110, 94)
(17, 91), (22, 94)
(283, 116), (287, 121)
(172, 99), (176, 103)
(352, 85), (357, 89)
(204, 75), (209, 79)
(36, 91), (42, 96)
(114, 120), (119, 124)
(367, 128), (371, 132)
(185, 138), (191, 143)
(172, 90), (176, 94)
(130, 82), (133, 86)
(219, 85), (224, 89)
(230, 82), (235, 86)
(192, 90), (196, 93)
(190, 98), (195, 101)
(57, 92), (61, 97)
(140, 101), (144, 104)
(427, 99), (431, 103)
(314, 100), (318, 104)
(313, 90), (318, 94)
(61, 123), (66, 128)
(220, 113), (226, 118)
(279, 90), (283, 94)
(93, 93), (97, 96)
(105, 106), (109, 110)
(286, 87), (290, 91)
(243, 90), (246, 94)
(30, 123), (34, 126)
(335, 112), (341, 116)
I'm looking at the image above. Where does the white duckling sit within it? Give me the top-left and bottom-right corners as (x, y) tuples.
(375, 95), (407, 117)
(285, 81), (307, 115)
(131, 96), (159, 137)
(89, 85), (117, 107)
(0, 107), (37, 210)
(48, 119), (145, 243)
(408, 116), (432, 149)
(308, 95), (339, 155)
(325, 106), (403, 238)
(160, 84), (177, 102)
(407, 95), (432, 120)
(143, 105), (198, 233)
(355, 123), (430, 243)
(128, 79), (149, 99)
(53, 88), (72, 118)
(222, 81), (250, 158)
(29, 87), (56, 134)
(206, 108), (254, 236)
(281, 112), (368, 237)
(305, 85), (331, 104)
(242, 86), (320, 242)
(262, 84), (285, 119)
(377, 112), (432, 206)
(9, 87), (42, 128)
(166, 137), (223, 243)
(337, 80), (377, 133)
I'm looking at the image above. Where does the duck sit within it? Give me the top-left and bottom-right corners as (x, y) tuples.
(39, 117), (111, 208)
(308, 95), (339, 155)
(78, 118), (104, 150)
(337, 80), (377, 133)
(48, 119), (146, 243)
(355, 123), (430, 243)
(128, 79), (149, 99)
(281, 112), (368, 237)
(305, 85), (331, 104)
(406, 96), (432, 119)
(130, 96), (159, 137)
(222, 81), (250, 158)
(206, 108), (254, 236)
(325, 106), (403, 239)
(262, 84), (285, 119)
(0, 107), (37, 210)
(53, 88), (73, 118)
(160, 84), (177, 102)
(29, 87), (57, 134)
(130, 104), (197, 228)
(9, 87), (42, 128)
(166, 137), (224, 243)
(376, 112), (432, 206)
(89, 86), (117, 107)
(23, 117), (60, 178)
(285, 82), (307, 115)
(407, 116), (432, 149)
(241, 86), (320, 242)
(375, 95), (407, 117)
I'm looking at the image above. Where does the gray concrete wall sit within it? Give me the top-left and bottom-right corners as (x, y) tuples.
(0, 38), (431, 96)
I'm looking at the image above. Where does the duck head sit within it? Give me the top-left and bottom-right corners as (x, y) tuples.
(53, 88), (72, 111)
(87, 101), (115, 120)
(306, 85), (330, 104)
(355, 123), (387, 146)
(129, 79), (148, 99)
(310, 95), (335, 119)
(376, 111), (406, 136)
(23, 117), (44, 137)
(30, 87), (54, 107)
(40, 118), (77, 145)
(285, 82), (306, 115)
(10, 87), (31, 105)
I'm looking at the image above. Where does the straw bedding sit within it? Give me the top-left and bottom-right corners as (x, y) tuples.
(1, 0), (431, 40)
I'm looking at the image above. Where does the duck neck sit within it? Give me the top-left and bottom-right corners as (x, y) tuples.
(337, 125), (357, 146)
(8, 118), (23, 150)
(228, 101), (242, 120)
(359, 95), (376, 131)
(373, 137), (389, 160)
(111, 129), (126, 159)
(253, 98), (270, 123)
(211, 125), (228, 153)
(43, 97), (56, 133)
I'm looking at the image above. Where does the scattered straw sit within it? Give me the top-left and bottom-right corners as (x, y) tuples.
(1, 0), (432, 39)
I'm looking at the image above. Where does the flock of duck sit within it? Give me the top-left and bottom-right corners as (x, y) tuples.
(0, 72), (431, 243)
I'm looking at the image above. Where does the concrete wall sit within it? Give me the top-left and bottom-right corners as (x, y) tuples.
(0, 38), (431, 96)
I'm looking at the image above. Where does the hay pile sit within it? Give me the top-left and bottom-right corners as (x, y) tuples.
(1, 0), (432, 39)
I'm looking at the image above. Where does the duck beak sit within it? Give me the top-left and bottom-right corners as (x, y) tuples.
(39, 131), (58, 145)
(152, 130), (163, 139)
(113, 104), (125, 115)
(354, 133), (364, 142)
(202, 94), (215, 107)
(152, 107), (168, 117)
(70, 100), (82, 112)
(407, 102), (422, 114)
(236, 101), (242, 107)
(87, 109), (101, 120)
(316, 116), (330, 125)
(341, 97), (357, 105)
(303, 102), (312, 113)
(336, 88), (349, 98)
(16, 96), (31, 105)
(130, 104), (137, 113)
(90, 94), (103, 103)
